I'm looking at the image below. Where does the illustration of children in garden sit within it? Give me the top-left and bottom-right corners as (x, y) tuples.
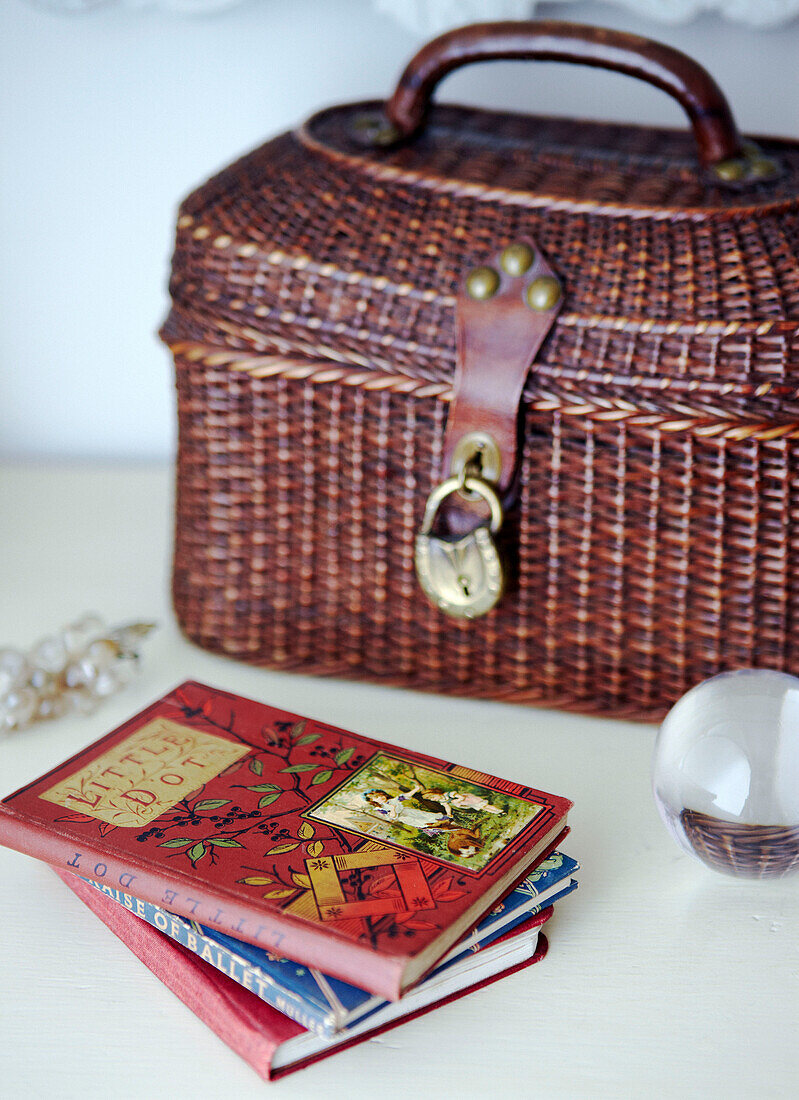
(420, 786), (503, 816)
(362, 786), (449, 829)
(307, 753), (541, 871)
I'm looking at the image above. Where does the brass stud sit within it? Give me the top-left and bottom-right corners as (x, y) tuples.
(713, 158), (747, 182)
(500, 242), (535, 277)
(351, 112), (400, 147)
(466, 266), (500, 300)
(749, 156), (778, 180)
(526, 275), (562, 311)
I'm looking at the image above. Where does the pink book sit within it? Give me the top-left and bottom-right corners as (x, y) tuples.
(59, 870), (550, 1080)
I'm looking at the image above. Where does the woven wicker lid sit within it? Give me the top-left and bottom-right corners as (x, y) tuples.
(304, 102), (799, 215)
(163, 103), (799, 415)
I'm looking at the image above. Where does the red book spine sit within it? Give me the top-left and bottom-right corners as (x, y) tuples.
(59, 870), (550, 1081)
(58, 870), (296, 1078)
(0, 810), (405, 1001)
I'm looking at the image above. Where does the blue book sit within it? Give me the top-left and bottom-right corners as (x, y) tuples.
(83, 851), (577, 1036)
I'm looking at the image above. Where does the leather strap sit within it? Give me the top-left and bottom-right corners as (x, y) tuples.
(439, 238), (562, 533)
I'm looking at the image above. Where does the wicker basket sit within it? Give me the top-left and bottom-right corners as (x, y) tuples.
(161, 22), (799, 720)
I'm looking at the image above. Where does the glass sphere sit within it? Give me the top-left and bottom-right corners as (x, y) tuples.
(653, 670), (799, 877)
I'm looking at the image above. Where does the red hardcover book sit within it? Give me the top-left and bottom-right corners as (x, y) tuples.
(0, 681), (569, 999)
(58, 869), (550, 1080)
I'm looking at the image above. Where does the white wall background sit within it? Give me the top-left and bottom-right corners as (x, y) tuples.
(1, 0), (798, 460)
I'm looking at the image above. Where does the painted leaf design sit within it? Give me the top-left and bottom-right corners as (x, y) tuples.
(258, 792), (281, 809)
(265, 888), (296, 899)
(280, 764), (316, 774)
(294, 733), (319, 746)
(249, 758), (264, 776)
(208, 838), (244, 848)
(158, 838), (194, 848)
(335, 747), (354, 765)
(194, 799), (229, 811)
(97, 822), (117, 837)
(238, 876), (273, 886)
(188, 842), (206, 863)
(290, 720), (307, 739)
(368, 874), (394, 894)
(291, 873), (312, 889)
(311, 769), (333, 785)
(245, 783), (280, 793)
(436, 890), (466, 902)
(56, 813), (94, 823)
(266, 842), (299, 855)
(306, 841), (324, 857)
(297, 821), (315, 840)
(404, 920), (438, 931)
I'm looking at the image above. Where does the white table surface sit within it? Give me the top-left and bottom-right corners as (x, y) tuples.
(1, 462), (796, 1100)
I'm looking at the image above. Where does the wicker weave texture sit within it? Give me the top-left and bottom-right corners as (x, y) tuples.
(164, 106), (799, 719)
(172, 344), (799, 718)
(680, 810), (799, 876)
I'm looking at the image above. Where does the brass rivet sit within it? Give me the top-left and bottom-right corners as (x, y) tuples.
(351, 112), (400, 147)
(500, 242), (535, 277)
(749, 157), (778, 180)
(526, 275), (562, 311)
(713, 158), (747, 182)
(452, 431), (502, 489)
(466, 266), (500, 300)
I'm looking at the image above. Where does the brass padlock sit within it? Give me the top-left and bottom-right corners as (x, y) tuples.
(414, 475), (505, 620)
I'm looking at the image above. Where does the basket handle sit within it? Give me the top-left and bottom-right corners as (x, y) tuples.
(385, 20), (743, 169)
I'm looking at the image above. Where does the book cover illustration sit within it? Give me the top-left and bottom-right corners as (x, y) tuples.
(81, 850), (578, 1036)
(305, 751), (543, 873)
(0, 681), (570, 997)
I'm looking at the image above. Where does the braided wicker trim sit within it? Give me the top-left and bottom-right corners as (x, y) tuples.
(174, 218), (799, 342)
(173, 342), (453, 397)
(170, 341), (799, 440)
(298, 120), (799, 223)
(555, 315), (797, 338)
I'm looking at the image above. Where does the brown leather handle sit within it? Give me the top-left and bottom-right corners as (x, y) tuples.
(386, 20), (743, 167)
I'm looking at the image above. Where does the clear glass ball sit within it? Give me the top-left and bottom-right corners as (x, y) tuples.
(653, 670), (799, 877)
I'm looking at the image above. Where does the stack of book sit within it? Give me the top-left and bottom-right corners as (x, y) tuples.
(0, 681), (577, 1079)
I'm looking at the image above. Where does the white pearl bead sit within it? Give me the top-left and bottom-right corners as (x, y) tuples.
(93, 669), (120, 697)
(37, 694), (68, 721)
(2, 687), (38, 729)
(32, 635), (68, 675)
(86, 639), (117, 670)
(64, 614), (105, 655)
(30, 667), (54, 691)
(64, 663), (86, 688)
(0, 649), (29, 695)
(67, 688), (100, 715)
